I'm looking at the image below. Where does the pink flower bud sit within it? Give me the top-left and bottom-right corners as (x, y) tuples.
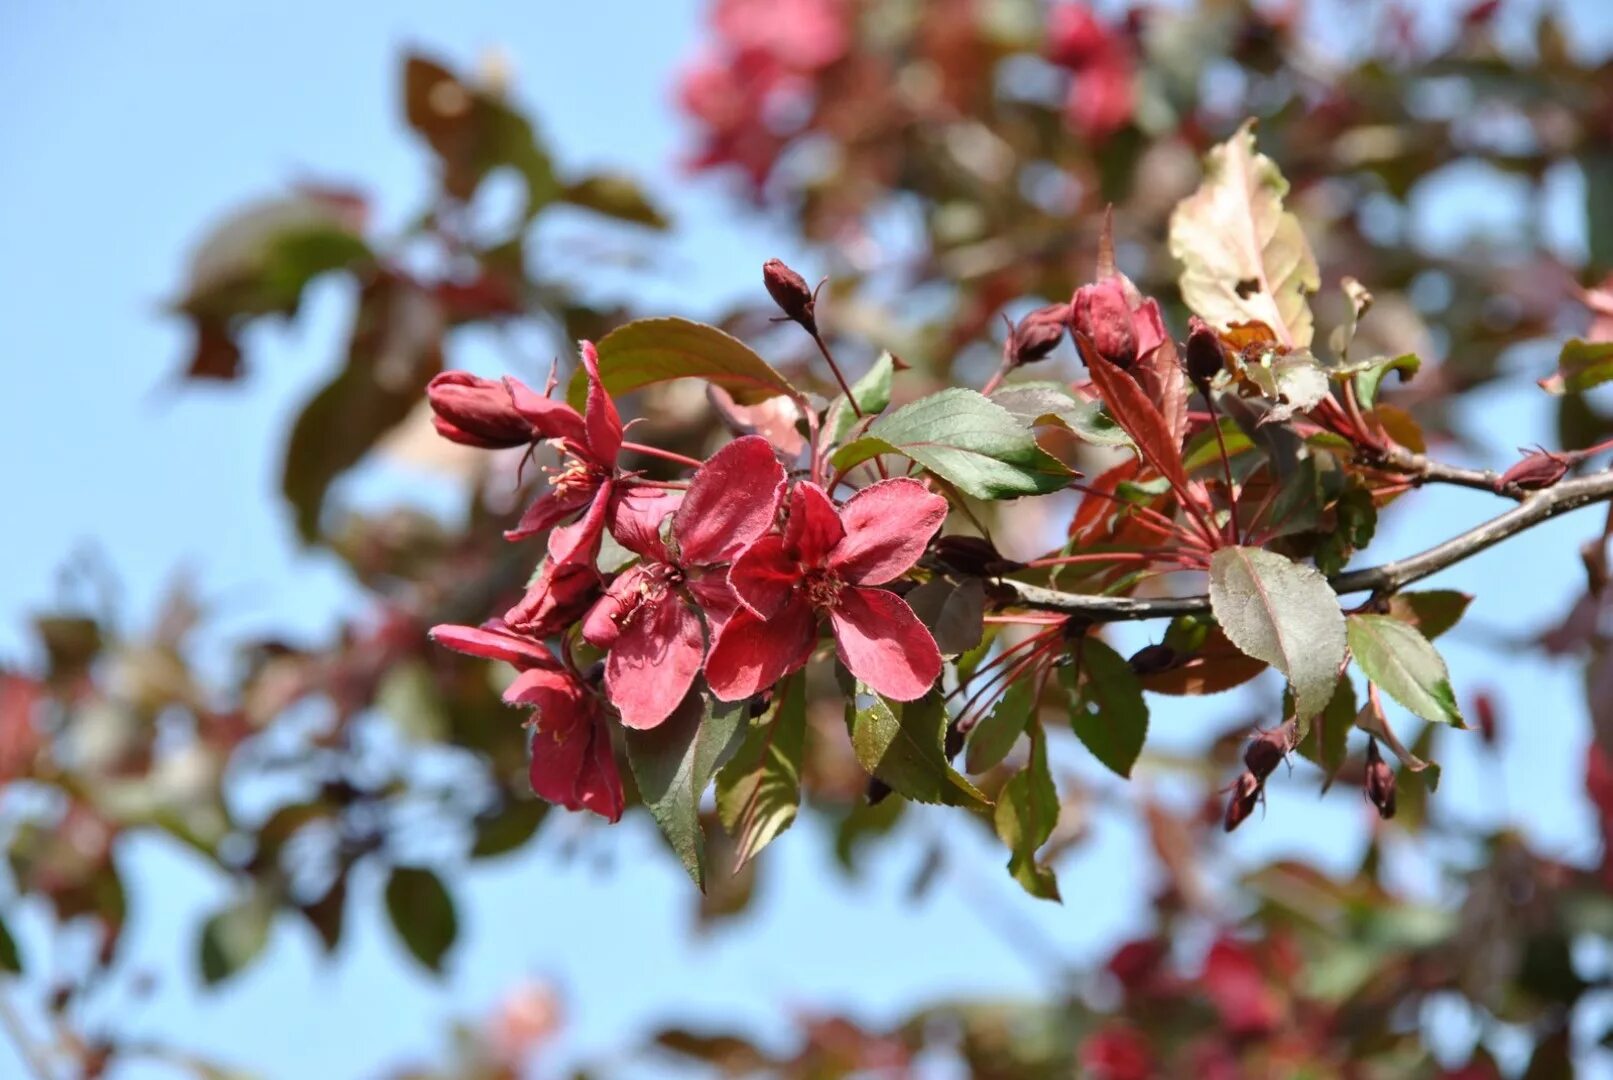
(1364, 739), (1396, 820)
(427, 371), (534, 449)
(1007, 303), (1070, 367)
(1071, 278), (1138, 369)
(1223, 771), (1261, 833)
(762, 258), (817, 333)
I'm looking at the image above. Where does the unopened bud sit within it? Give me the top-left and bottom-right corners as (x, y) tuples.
(1223, 771), (1261, 833)
(1185, 317), (1225, 387)
(1071, 279), (1137, 369)
(1243, 721), (1294, 781)
(427, 371), (534, 449)
(762, 258), (817, 333)
(1364, 739), (1396, 819)
(1128, 643), (1178, 676)
(1007, 303), (1070, 367)
(1498, 448), (1570, 492)
(1473, 691), (1498, 746)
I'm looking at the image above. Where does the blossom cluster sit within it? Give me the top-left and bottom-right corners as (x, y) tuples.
(424, 345), (946, 821)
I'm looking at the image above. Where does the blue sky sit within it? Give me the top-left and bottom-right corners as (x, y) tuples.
(3, 1), (1613, 1076)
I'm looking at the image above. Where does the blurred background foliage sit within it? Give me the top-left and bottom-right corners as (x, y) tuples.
(6, 0), (1613, 1076)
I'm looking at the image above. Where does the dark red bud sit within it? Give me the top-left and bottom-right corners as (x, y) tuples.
(426, 371), (534, 449)
(1243, 722), (1294, 782)
(1008, 303), (1070, 367)
(1185, 317), (1225, 387)
(933, 535), (1025, 577)
(762, 258), (817, 333)
(1127, 643), (1179, 676)
(1498, 449), (1570, 492)
(1364, 739), (1396, 820)
(1071, 280), (1137, 369)
(1223, 771), (1262, 833)
(1473, 691), (1498, 746)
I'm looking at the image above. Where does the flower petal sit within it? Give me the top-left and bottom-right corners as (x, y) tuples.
(784, 481), (843, 566)
(727, 534), (803, 619)
(543, 483), (610, 567)
(512, 670), (624, 822)
(505, 557), (601, 637)
(580, 565), (650, 649)
(429, 622), (558, 670)
(607, 482), (679, 561)
(829, 587), (942, 701)
(579, 341), (623, 466)
(505, 484), (595, 542)
(505, 376), (586, 447)
(687, 569), (742, 639)
(604, 593), (706, 730)
(827, 478), (948, 585)
(672, 436), (785, 566)
(705, 597), (818, 702)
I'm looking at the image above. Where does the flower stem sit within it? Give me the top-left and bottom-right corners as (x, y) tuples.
(621, 441), (704, 470)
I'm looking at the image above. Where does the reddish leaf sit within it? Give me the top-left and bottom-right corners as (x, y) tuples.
(1085, 352), (1190, 495)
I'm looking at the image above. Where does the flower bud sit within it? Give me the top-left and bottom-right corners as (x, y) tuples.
(1364, 739), (1396, 820)
(1473, 691), (1498, 746)
(762, 258), (817, 333)
(1498, 448), (1570, 492)
(1223, 771), (1261, 833)
(427, 371), (534, 449)
(1243, 722), (1294, 782)
(1185, 317), (1225, 387)
(1007, 303), (1070, 367)
(1071, 279), (1137, 369)
(1127, 643), (1178, 676)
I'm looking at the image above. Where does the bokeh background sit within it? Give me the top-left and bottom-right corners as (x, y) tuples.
(6, 1), (1613, 1076)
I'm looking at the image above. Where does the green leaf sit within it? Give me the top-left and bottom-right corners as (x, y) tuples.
(1169, 119), (1321, 349)
(0, 912), (20, 974)
(1064, 638), (1149, 778)
(965, 675), (1037, 774)
(716, 673), (807, 871)
(1208, 546), (1347, 721)
(1384, 590), (1472, 641)
(993, 722), (1061, 901)
(1297, 674), (1355, 790)
(990, 382), (1131, 448)
(824, 351), (896, 445)
(470, 797), (548, 859)
(1352, 353), (1420, 408)
(830, 388), (1072, 500)
(1540, 339), (1613, 395)
(281, 277), (443, 541)
(571, 317), (798, 408)
(198, 895), (272, 985)
(562, 173), (668, 229)
(383, 866), (457, 974)
(849, 692), (989, 808)
(624, 689), (747, 889)
(1346, 614), (1464, 727)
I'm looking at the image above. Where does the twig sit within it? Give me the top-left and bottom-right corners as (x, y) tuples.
(1369, 444), (1511, 497)
(1002, 468), (1613, 621)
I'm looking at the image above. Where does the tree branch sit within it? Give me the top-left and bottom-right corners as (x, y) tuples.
(1005, 468), (1613, 621)
(1369, 444), (1515, 498)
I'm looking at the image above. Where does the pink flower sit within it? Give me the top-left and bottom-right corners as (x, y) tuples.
(1078, 1024), (1154, 1080)
(706, 479), (946, 703)
(1201, 937), (1284, 1038)
(1070, 276), (1167, 371)
(582, 436), (786, 729)
(430, 621), (624, 822)
(1046, 4), (1135, 142)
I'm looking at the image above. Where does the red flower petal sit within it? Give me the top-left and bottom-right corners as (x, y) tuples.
(673, 436), (786, 566)
(505, 558), (601, 637)
(604, 594), (706, 730)
(783, 481), (843, 566)
(687, 569), (742, 638)
(705, 597), (818, 702)
(510, 669), (624, 822)
(608, 483), (681, 559)
(504, 376), (586, 447)
(579, 341), (623, 467)
(728, 534), (804, 619)
(542, 483), (611, 566)
(580, 565), (650, 650)
(827, 478), (947, 585)
(429, 622), (558, 670)
(829, 587), (942, 701)
(505, 484), (596, 542)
